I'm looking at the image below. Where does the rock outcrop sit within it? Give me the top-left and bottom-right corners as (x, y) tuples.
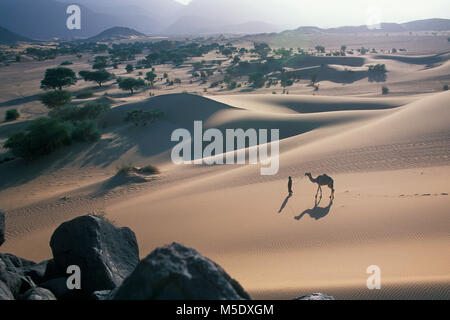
(0, 254), (37, 300)
(0, 209), (5, 247)
(49, 214), (139, 295)
(294, 293), (335, 300)
(19, 287), (57, 300)
(113, 242), (251, 300)
(1, 214), (334, 301)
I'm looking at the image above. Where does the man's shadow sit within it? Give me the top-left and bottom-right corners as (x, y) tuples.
(278, 193), (292, 213)
(295, 198), (334, 221)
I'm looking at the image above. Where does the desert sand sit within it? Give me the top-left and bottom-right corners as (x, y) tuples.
(0, 38), (449, 299)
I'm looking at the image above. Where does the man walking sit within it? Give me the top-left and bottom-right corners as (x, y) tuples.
(288, 176), (293, 194)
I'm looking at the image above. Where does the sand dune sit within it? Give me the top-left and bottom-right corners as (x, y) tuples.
(1, 88), (449, 299)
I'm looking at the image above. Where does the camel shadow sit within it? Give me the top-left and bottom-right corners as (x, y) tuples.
(295, 198), (334, 221)
(278, 193), (292, 213)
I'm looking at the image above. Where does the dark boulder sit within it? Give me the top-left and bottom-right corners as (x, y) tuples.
(49, 214), (139, 295)
(0, 280), (14, 300)
(91, 290), (112, 300)
(40, 277), (71, 299)
(0, 209), (4, 246)
(294, 293), (335, 300)
(113, 242), (251, 300)
(0, 253), (36, 270)
(19, 287), (56, 300)
(0, 254), (37, 298)
(20, 259), (61, 286)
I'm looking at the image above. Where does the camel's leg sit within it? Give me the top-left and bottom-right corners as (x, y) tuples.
(315, 185), (320, 199)
(318, 185), (323, 201)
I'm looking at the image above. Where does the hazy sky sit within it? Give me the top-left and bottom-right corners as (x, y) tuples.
(174, 0), (450, 28)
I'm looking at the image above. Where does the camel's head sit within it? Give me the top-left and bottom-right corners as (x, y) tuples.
(305, 172), (311, 177)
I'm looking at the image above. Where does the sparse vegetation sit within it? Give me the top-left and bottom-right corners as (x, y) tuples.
(248, 72), (266, 88)
(382, 86), (390, 95)
(145, 71), (157, 86)
(253, 42), (271, 59)
(40, 90), (72, 109)
(41, 67), (77, 90)
(137, 165), (160, 174)
(125, 109), (164, 127)
(443, 84), (449, 91)
(5, 109), (20, 121)
(311, 72), (319, 85)
(116, 163), (159, 176)
(126, 64), (134, 73)
(92, 56), (108, 70)
(71, 120), (101, 142)
(79, 70), (113, 87)
(315, 45), (325, 53)
(116, 162), (134, 175)
(75, 89), (94, 99)
(49, 102), (111, 122)
(4, 117), (73, 160)
(118, 78), (146, 94)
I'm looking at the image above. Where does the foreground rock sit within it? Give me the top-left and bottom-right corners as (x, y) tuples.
(0, 254), (37, 300)
(294, 293), (335, 300)
(50, 214), (139, 296)
(113, 242), (251, 300)
(0, 209), (5, 247)
(19, 287), (56, 300)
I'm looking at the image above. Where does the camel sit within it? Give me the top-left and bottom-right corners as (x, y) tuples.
(305, 173), (335, 200)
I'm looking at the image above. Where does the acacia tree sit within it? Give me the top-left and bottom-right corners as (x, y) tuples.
(79, 70), (112, 87)
(41, 67), (77, 90)
(126, 64), (134, 73)
(92, 56), (108, 70)
(315, 45), (326, 53)
(118, 78), (146, 94)
(248, 72), (266, 88)
(253, 42), (271, 59)
(145, 71), (157, 87)
(40, 90), (72, 109)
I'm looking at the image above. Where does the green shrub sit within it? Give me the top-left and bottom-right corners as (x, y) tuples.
(71, 120), (101, 142)
(248, 72), (266, 88)
(118, 78), (146, 93)
(40, 67), (77, 90)
(443, 84), (449, 91)
(125, 109), (164, 127)
(5, 109), (20, 121)
(126, 64), (134, 73)
(40, 90), (72, 109)
(75, 89), (94, 99)
(4, 117), (72, 160)
(79, 70), (112, 87)
(116, 162), (134, 175)
(49, 102), (111, 121)
(137, 165), (159, 174)
(60, 61), (73, 66)
(382, 86), (389, 95)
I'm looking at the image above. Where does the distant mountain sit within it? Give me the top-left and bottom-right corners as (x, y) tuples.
(1, 0), (448, 40)
(87, 27), (146, 42)
(0, 0), (181, 40)
(0, 26), (33, 44)
(401, 18), (450, 31)
(56, 0), (184, 34)
(0, 0), (121, 39)
(283, 18), (450, 36)
(163, 16), (281, 35)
